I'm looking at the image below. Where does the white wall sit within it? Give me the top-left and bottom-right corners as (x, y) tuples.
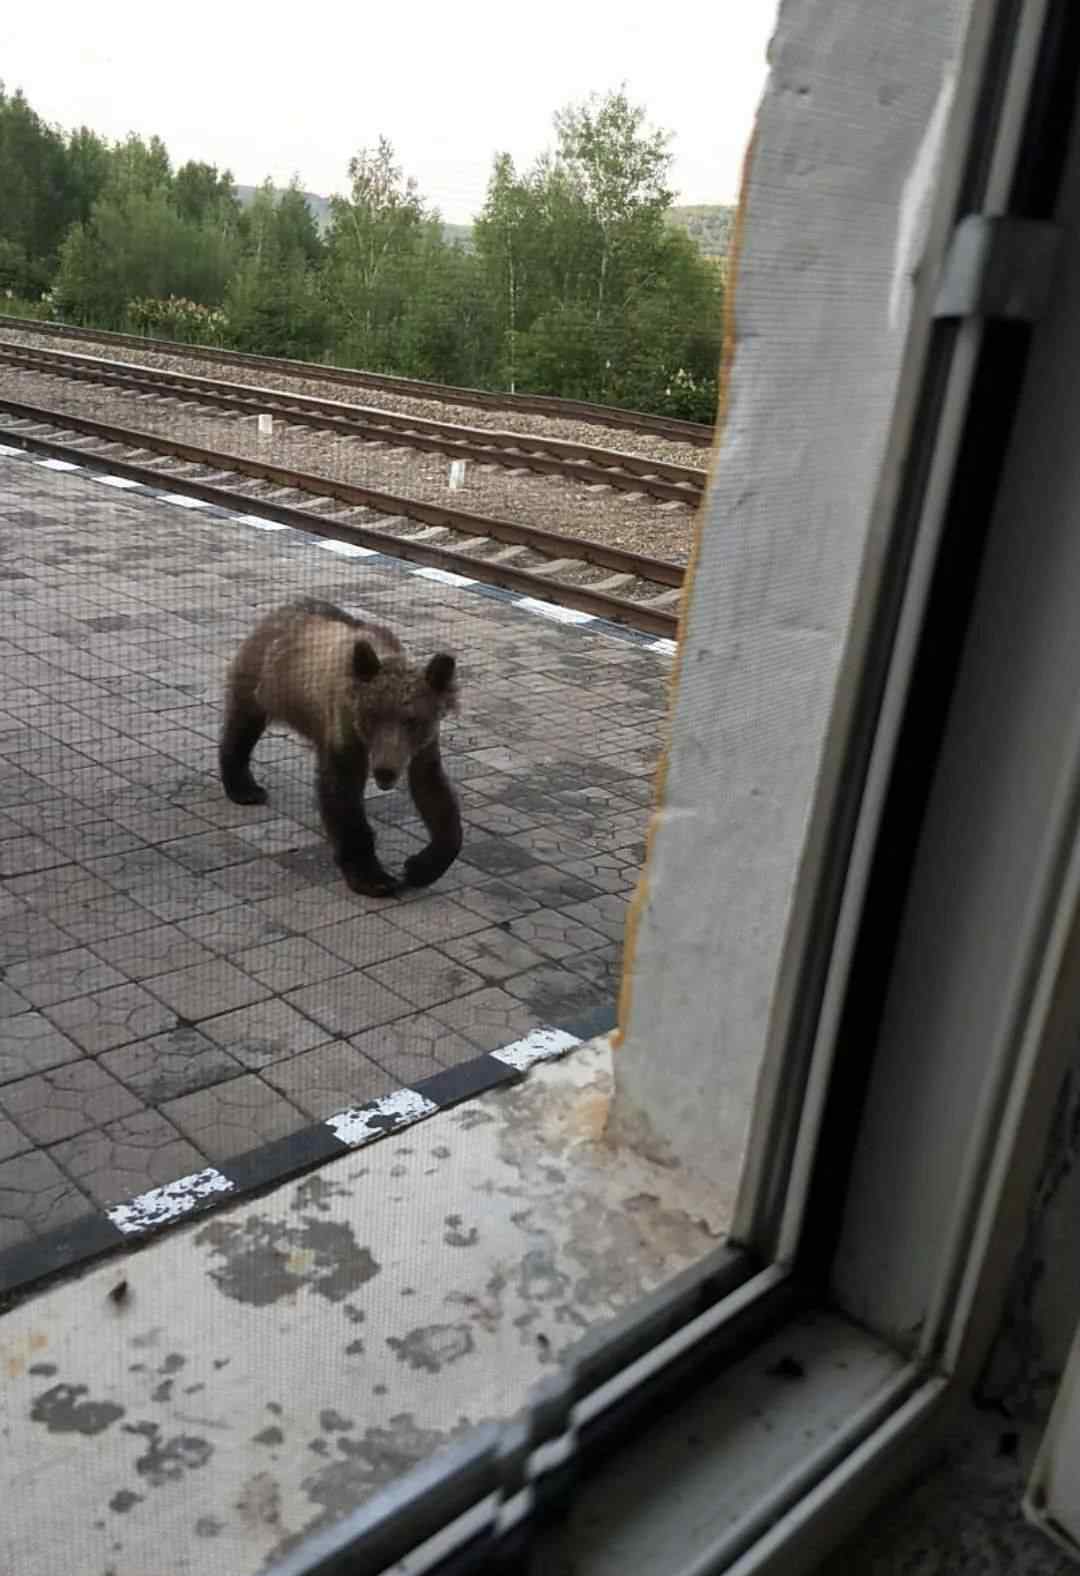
(610, 0), (973, 1200)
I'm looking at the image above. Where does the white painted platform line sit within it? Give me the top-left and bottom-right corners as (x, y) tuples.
(515, 598), (595, 626)
(90, 474), (140, 489)
(649, 637), (678, 655)
(0, 443), (25, 456)
(491, 1026), (582, 1072)
(232, 513), (289, 530)
(158, 493), (210, 509)
(107, 1167), (235, 1236)
(328, 1089), (440, 1147)
(413, 566), (477, 587)
(315, 539), (377, 557)
(36, 457), (79, 471)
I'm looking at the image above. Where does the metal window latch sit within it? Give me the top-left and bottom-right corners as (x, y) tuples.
(934, 213), (1061, 322)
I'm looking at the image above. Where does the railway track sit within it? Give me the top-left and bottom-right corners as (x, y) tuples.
(0, 340), (706, 505)
(0, 314), (714, 448)
(0, 397), (684, 639)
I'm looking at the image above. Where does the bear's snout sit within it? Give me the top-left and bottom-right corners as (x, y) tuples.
(373, 766), (399, 791)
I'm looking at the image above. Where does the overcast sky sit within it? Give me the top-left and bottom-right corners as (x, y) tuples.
(1, 2), (776, 222)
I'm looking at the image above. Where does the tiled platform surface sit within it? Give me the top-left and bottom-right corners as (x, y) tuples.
(0, 452), (669, 1289)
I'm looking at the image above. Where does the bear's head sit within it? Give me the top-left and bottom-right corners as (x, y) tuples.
(348, 641), (458, 790)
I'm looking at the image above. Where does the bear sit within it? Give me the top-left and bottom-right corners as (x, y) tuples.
(219, 599), (461, 898)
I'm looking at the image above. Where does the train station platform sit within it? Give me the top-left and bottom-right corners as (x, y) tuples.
(0, 446), (715, 1576)
(0, 447), (671, 1299)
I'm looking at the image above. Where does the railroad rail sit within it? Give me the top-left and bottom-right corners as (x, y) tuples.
(0, 314), (714, 448)
(0, 397), (684, 639)
(0, 340), (706, 505)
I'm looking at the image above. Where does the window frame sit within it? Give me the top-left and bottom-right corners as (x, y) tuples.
(265, 2), (1080, 1572)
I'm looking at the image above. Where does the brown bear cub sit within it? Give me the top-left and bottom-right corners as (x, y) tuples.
(220, 599), (461, 898)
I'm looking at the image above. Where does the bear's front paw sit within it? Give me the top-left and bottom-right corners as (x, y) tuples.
(341, 864), (399, 899)
(223, 778), (268, 807)
(403, 848), (455, 889)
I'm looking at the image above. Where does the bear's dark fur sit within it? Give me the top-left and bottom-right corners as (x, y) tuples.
(220, 599), (461, 897)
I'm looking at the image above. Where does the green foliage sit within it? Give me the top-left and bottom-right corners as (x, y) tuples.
(127, 295), (229, 344)
(1, 84), (726, 421)
(54, 189), (237, 326)
(0, 84), (75, 288)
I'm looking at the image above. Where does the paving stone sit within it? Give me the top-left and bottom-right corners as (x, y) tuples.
(460, 838), (542, 878)
(156, 829), (256, 874)
(505, 909), (610, 962)
(6, 862), (115, 914)
(0, 835), (69, 878)
(502, 865), (604, 906)
(210, 856), (311, 903)
(50, 1110), (208, 1207)
(286, 975), (414, 1039)
(4, 805), (63, 843)
(310, 913), (421, 968)
(554, 855), (638, 895)
(231, 934), (350, 995)
(263, 1042), (398, 1119)
(565, 946), (623, 995)
(232, 817), (321, 856)
(162, 1075), (306, 1164)
(3, 947), (128, 1008)
(350, 1013), (486, 1086)
(453, 879), (542, 926)
(0, 1149), (93, 1252)
(0, 1113), (33, 1164)
(253, 884), (364, 936)
(199, 999), (328, 1070)
(430, 987), (545, 1052)
(40, 819), (147, 861)
(0, 907), (77, 968)
(501, 963), (613, 1023)
(0, 1060), (142, 1145)
(0, 1012), (84, 1085)
(144, 957), (271, 1021)
(0, 982), (31, 1018)
(559, 895), (632, 945)
(39, 888), (151, 945)
(44, 982), (178, 1054)
(178, 902), (291, 955)
(90, 923), (218, 980)
(386, 896), (489, 946)
(109, 804), (217, 845)
(439, 927), (547, 983)
(100, 1027), (242, 1104)
(125, 870), (237, 923)
(363, 947), (487, 1011)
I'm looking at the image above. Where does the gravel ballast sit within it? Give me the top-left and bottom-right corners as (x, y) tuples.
(0, 362), (697, 565)
(0, 324), (712, 472)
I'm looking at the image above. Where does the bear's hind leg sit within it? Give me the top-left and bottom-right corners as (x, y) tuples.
(220, 695), (269, 805)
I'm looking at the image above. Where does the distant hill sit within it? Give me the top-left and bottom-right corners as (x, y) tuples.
(235, 184), (333, 233)
(235, 185), (474, 248)
(233, 187), (733, 260)
(666, 205), (735, 260)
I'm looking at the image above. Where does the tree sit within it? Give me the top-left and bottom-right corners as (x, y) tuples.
(65, 127), (111, 225)
(174, 160), (239, 228)
(324, 138), (429, 362)
(274, 179), (324, 268)
(54, 188), (237, 326)
(554, 86), (674, 318)
(106, 132), (173, 199)
(0, 84), (73, 292)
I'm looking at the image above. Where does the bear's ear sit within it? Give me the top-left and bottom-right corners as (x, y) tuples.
(352, 640), (381, 680)
(425, 653), (456, 693)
